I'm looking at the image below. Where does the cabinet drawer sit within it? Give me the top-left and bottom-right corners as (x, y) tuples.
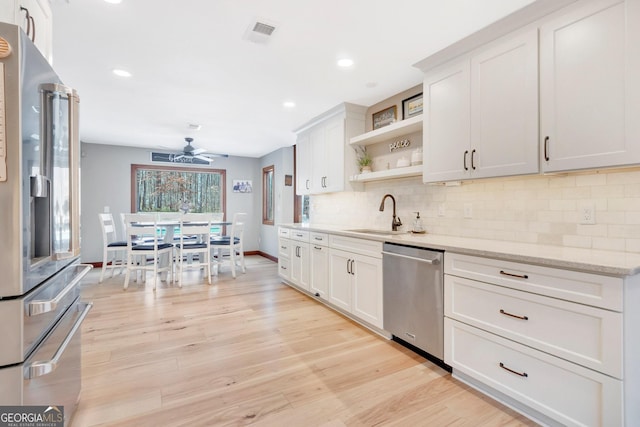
(445, 318), (622, 427)
(290, 230), (310, 242)
(310, 232), (329, 246)
(278, 257), (290, 280)
(445, 253), (623, 311)
(329, 235), (382, 258)
(278, 227), (291, 238)
(278, 238), (291, 259)
(445, 275), (622, 378)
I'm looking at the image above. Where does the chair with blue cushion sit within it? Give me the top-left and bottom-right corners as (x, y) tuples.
(98, 213), (129, 283)
(123, 213), (174, 290)
(210, 212), (246, 279)
(174, 213), (213, 287)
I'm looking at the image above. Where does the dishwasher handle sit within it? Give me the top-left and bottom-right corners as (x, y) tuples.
(381, 250), (440, 265)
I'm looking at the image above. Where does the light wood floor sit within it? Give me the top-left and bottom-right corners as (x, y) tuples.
(74, 256), (538, 426)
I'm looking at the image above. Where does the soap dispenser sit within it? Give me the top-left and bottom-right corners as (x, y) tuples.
(412, 212), (425, 234)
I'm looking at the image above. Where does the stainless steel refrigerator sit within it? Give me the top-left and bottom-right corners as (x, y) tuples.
(0, 22), (92, 426)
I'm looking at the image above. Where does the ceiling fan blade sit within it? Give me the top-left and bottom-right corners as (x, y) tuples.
(173, 154), (185, 160)
(192, 147), (207, 155)
(194, 154), (212, 162)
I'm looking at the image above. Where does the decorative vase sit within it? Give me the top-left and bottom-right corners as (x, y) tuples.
(361, 165), (372, 173)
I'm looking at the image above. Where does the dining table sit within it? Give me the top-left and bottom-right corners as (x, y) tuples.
(130, 218), (232, 281)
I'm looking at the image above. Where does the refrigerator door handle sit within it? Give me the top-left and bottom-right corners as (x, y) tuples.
(27, 264), (92, 316)
(24, 302), (93, 379)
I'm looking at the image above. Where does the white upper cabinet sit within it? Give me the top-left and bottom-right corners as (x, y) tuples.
(295, 132), (312, 195)
(423, 29), (539, 183)
(0, 0), (52, 63)
(423, 59), (471, 182)
(295, 103), (365, 195)
(471, 29), (539, 178)
(540, 0), (640, 172)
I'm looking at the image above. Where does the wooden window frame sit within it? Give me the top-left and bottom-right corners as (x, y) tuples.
(262, 165), (275, 225)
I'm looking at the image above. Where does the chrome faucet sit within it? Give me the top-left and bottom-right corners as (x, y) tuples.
(379, 194), (402, 231)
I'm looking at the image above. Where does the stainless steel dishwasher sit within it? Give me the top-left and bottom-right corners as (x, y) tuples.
(382, 242), (445, 361)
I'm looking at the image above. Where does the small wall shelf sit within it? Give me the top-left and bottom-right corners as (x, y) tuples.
(349, 165), (422, 182)
(349, 115), (423, 147)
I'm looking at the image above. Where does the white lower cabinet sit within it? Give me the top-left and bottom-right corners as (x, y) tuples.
(309, 232), (329, 299)
(277, 229), (383, 330)
(289, 230), (310, 291)
(277, 237), (291, 281)
(328, 235), (383, 329)
(446, 319), (622, 427)
(444, 252), (632, 426)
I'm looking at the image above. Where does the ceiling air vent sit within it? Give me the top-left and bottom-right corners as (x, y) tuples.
(243, 19), (277, 44)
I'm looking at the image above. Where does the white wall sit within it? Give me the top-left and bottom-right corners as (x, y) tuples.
(81, 142), (261, 263)
(259, 146), (294, 257)
(309, 168), (640, 254)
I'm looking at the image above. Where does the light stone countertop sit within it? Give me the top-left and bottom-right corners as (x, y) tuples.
(281, 223), (640, 277)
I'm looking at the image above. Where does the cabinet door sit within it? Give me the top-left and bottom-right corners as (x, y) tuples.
(290, 243), (310, 291)
(471, 29), (539, 178)
(320, 115), (346, 193)
(295, 132), (312, 195)
(310, 244), (329, 299)
(423, 59), (471, 183)
(329, 249), (352, 312)
(540, 0), (640, 172)
(17, 0), (52, 63)
(351, 254), (383, 328)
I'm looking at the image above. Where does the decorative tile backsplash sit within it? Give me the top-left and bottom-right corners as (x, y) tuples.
(310, 168), (640, 253)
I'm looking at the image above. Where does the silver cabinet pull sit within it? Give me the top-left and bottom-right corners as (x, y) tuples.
(499, 270), (529, 279)
(500, 309), (528, 321)
(25, 302), (93, 379)
(28, 264), (92, 316)
(499, 362), (528, 378)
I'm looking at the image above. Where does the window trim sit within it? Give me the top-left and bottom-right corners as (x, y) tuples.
(130, 163), (226, 215)
(262, 164), (275, 225)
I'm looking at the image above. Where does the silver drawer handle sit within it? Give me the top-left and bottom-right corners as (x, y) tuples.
(25, 302), (93, 379)
(28, 264), (92, 316)
(499, 362), (528, 378)
(499, 309), (528, 321)
(381, 251), (440, 265)
(313, 246), (323, 250)
(499, 270), (529, 279)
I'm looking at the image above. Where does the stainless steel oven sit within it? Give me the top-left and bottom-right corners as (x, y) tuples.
(0, 22), (91, 426)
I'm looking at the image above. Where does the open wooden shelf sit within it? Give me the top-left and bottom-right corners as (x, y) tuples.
(349, 165), (422, 182)
(349, 115), (422, 147)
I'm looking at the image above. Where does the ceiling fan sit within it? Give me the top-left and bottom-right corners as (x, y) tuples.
(173, 137), (228, 163)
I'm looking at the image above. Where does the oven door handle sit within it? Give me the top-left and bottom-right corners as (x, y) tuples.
(27, 264), (92, 316)
(24, 301), (93, 379)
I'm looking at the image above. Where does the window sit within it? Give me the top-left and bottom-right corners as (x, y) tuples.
(262, 165), (274, 225)
(131, 164), (226, 214)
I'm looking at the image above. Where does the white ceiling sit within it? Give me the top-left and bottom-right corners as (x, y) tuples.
(50, 0), (535, 158)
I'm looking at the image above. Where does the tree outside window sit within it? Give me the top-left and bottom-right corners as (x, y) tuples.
(263, 165), (274, 225)
(131, 164), (226, 214)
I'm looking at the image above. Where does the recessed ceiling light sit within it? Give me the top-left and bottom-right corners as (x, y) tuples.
(112, 68), (132, 77)
(337, 58), (354, 68)
(283, 101), (296, 108)
(104, 0), (123, 4)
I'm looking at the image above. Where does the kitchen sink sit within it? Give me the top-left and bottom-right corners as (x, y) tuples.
(346, 228), (406, 236)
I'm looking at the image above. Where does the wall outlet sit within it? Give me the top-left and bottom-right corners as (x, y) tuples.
(579, 203), (596, 225)
(438, 203), (445, 217)
(104, 206), (110, 213)
(463, 203), (473, 219)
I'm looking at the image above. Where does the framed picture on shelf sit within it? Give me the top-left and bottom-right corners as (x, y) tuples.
(402, 93), (423, 119)
(372, 105), (397, 130)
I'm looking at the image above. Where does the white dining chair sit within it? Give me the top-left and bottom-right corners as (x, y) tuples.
(210, 212), (246, 279)
(174, 213), (213, 287)
(123, 213), (174, 290)
(98, 213), (128, 283)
